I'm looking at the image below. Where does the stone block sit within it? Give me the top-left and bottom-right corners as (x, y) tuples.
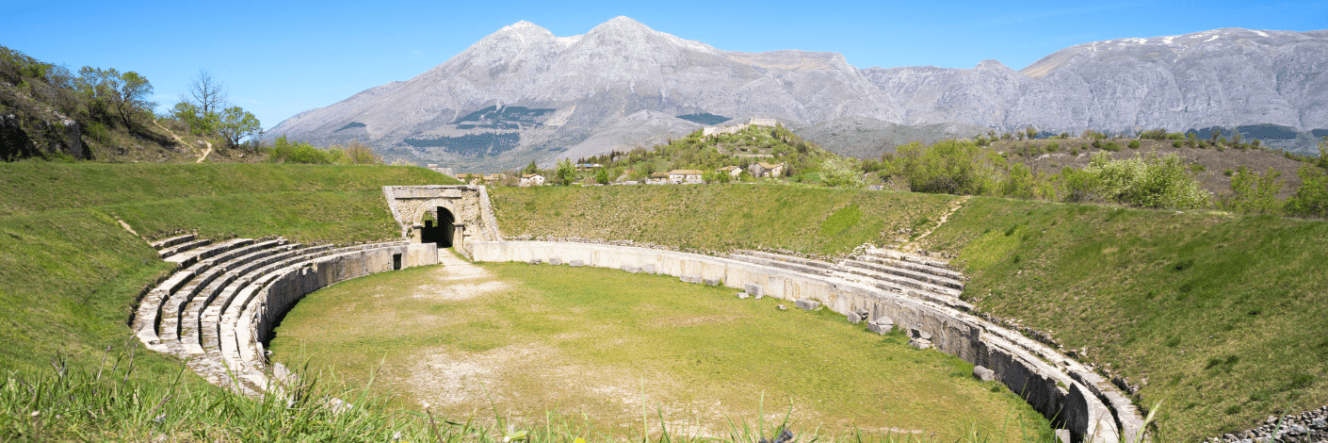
(529, 259), (543, 265)
(680, 275), (701, 284)
(549, 258), (563, 266)
(795, 299), (820, 311)
(867, 322), (893, 335)
(909, 339), (932, 350)
(777, 304), (788, 311)
(703, 278), (722, 286)
(643, 264), (656, 274)
(1055, 429), (1071, 443)
(569, 260), (585, 267)
(974, 365), (996, 381)
(909, 328), (932, 341)
(846, 313), (862, 324)
(737, 292), (749, 299)
(872, 316), (894, 326)
(743, 283), (764, 298)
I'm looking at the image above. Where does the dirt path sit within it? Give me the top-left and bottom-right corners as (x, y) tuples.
(152, 119), (211, 163)
(902, 195), (970, 252)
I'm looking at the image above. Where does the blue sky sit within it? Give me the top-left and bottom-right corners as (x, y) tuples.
(2, 0), (1323, 132)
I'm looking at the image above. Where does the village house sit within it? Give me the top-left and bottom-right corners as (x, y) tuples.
(482, 173), (504, 185)
(668, 169), (704, 184)
(519, 173), (545, 187)
(647, 172), (670, 185)
(717, 166), (743, 180)
(702, 116), (779, 136)
(748, 162), (785, 178)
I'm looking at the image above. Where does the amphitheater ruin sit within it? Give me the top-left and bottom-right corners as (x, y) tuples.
(129, 185), (1146, 443)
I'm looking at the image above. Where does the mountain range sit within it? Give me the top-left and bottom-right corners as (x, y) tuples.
(265, 17), (1328, 170)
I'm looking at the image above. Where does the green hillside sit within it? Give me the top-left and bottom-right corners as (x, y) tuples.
(0, 163), (453, 372)
(489, 185), (1328, 442)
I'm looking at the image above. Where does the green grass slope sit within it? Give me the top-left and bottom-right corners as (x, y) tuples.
(0, 162), (454, 373)
(490, 185), (958, 256)
(491, 186), (1328, 442)
(918, 199), (1328, 442)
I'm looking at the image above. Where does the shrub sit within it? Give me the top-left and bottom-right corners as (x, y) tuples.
(1128, 140), (1141, 149)
(1221, 166), (1284, 215)
(1285, 164), (1328, 218)
(1172, 141), (1183, 148)
(1102, 142), (1120, 151)
(1065, 153), (1212, 209)
(821, 157), (866, 188)
(885, 140), (1002, 195)
(268, 135), (333, 164)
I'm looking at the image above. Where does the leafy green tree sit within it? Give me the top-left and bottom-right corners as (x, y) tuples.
(885, 140), (1001, 195)
(523, 160), (538, 175)
(1221, 167), (1284, 215)
(821, 157), (865, 188)
(170, 102), (218, 135)
(1024, 126), (1038, 140)
(595, 167), (609, 185)
(1072, 152), (1212, 209)
(555, 159), (576, 185)
(217, 106), (260, 148)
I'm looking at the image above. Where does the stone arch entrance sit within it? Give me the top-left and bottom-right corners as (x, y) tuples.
(420, 206), (456, 248)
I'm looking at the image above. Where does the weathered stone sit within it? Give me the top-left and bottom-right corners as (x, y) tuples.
(867, 322), (893, 335)
(743, 283), (764, 298)
(549, 258), (563, 265)
(776, 304), (788, 311)
(643, 264), (656, 274)
(569, 259), (585, 267)
(703, 278), (722, 286)
(910, 328), (932, 341)
(846, 313), (862, 324)
(794, 299), (820, 311)
(1056, 429), (1071, 443)
(872, 316), (894, 326)
(737, 292), (749, 299)
(974, 365), (996, 381)
(908, 339), (932, 350)
(529, 259), (543, 265)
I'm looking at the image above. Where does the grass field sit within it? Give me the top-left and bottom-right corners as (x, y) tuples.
(270, 254), (1053, 442)
(0, 162), (454, 373)
(484, 185), (1328, 441)
(489, 185), (958, 257)
(918, 198), (1328, 442)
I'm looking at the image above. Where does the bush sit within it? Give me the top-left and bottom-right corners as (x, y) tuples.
(1065, 153), (1212, 209)
(1128, 140), (1141, 149)
(268, 135), (333, 164)
(820, 157), (866, 188)
(1221, 166), (1284, 215)
(885, 140), (1002, 195)
(1285, 164), (1328, 218)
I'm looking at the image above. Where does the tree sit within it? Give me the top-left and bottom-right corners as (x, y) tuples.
(171, 102), (218, 135)
(187, 69), (228, 117)
(1286, 163), (1328, 218)
(595, 167), (609, 185)
(1024, 126), (1038, 140)
(555, 159), (576, 185)
(217, 106), (260, 148)
(523, 160), (538, 175)
(821, 157), (865, 188)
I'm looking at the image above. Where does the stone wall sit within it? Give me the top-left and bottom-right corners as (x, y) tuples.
(382, 185), (503, 258)
(471, 241), (1145, 443)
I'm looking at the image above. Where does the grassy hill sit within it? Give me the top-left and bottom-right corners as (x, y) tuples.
(490, 185), (1328, 442)
(0, 162), (454, 373)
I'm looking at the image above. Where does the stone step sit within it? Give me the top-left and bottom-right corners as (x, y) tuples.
(728, 253), (831, 277)
(839, 259), (964, 291)
(179, 241), (295, 356)
(833, 264), (962, 297)
(134, 239), (261, 352)
(860, 248), (956, 272)
(732, 250), (836, 270)
(852, 252), (964, 281)
(164, 238), (254, 268)
(193, 244), (330, 358)
(151, 233), (196, 250)
(159, 238), (212, 259)
(159, 239), (277, 355)
(832, 270), (974, 312)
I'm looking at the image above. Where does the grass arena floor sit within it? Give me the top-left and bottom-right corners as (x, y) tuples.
(269, 251), (1053, 442)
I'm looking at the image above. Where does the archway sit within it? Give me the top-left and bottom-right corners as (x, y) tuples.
(420, 206), (456, 248)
